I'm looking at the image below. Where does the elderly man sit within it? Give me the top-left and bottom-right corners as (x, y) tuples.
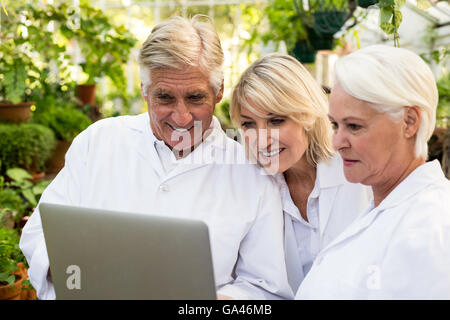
(19, 15), (292, 300)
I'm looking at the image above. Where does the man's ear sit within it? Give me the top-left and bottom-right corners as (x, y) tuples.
(403, 106), (421, 139)
(215, 81), (224, 104)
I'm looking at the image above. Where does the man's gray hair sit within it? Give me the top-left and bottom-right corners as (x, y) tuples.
(139, 15), (224, 97)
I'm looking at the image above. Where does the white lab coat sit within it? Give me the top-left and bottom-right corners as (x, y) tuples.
(19, 113), (293, 300)
(296, 160), (450, 299)
(278, 155), (373, 295)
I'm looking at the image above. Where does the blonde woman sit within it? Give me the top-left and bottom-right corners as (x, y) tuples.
(230, 53), (372, 296)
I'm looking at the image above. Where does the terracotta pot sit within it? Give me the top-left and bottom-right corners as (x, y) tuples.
(0, 265), (24, 300)
(31, 171), (46, 183)
(76, 84), (96, 106)
(46, 140), (72, 174)
(0, 102), (34, 124)
(17, 262), (37, 300)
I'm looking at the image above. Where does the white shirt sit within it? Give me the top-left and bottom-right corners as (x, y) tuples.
(19, 113), (292, 300)
(296, 160), (450, 299)
(277, 155), (373, 295)
(154, 139), (177, 174)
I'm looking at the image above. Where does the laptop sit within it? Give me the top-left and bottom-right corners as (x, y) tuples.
(39, 203), (217, 300)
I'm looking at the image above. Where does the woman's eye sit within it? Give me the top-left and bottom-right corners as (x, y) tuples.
(348, 124), (362, 131)
(241, 121), (255, 128)
(270, 118), (285, 126)
(330, 121), (338, 131)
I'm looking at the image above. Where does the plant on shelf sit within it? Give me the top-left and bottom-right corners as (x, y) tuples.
(4, 168), (51, 214)
(0, 124), (56, 176)
(31, 94), (92, 173)
(0, 226), (36, 300)
(0, 11), (40, 123)
(50, 2), (138, 105)
(0, 170), (26, 229)
(260, 0), (356, 64)
(0, 227), (24, 286)
(261, 0), (308, 52)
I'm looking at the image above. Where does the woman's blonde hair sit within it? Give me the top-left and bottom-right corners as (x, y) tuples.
(138, 14), (224, 97)
(334, 45), (438, 160)
(230, 53), (334, 166)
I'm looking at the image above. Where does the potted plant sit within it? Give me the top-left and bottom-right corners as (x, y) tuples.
(0, 11), (41, 123)
(0, 123), (56, 177)
(293, 0), (356, 51)
(358, 0), (378, 8)
(261, 0), (315, 63)
(0, 227), (26, 300)
(65, 3), (137, 106)
(32, 104), (92, 174)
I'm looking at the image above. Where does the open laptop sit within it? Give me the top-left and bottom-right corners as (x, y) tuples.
(39, 203), (217, 300)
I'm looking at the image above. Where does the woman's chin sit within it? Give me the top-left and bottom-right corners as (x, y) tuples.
(343, 169), (364, 184)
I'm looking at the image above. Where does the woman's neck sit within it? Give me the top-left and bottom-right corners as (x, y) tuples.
(372, 157), (425, 207)
(284, 156), (317, 191)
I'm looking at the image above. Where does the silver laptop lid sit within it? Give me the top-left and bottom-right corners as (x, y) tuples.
(39, 203), (217, 300)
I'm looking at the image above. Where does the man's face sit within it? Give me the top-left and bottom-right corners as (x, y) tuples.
(142, 66), (223, 154)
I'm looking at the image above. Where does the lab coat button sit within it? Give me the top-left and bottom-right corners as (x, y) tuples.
(159, 184), (169, 192)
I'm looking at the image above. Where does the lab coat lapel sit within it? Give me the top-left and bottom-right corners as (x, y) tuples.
(284, 214), (305, 293)
(320, 160), (446, 255)
(317, 156), (346, 242)
(126, 113), (165, 179)
(164, 117), (227, 181)
(318, 187), (338, 241)
(320, 203), (380, 255)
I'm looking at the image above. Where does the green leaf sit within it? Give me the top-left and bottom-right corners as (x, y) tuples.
(6, 168), (32, 182)
(0, 273), (15, 287)
(378, 0), (395, 7)
(380, 7), (396, 34)
(416, 0), (431, 10)
(32, 181), (50, 196)
(393, 10), (403, 28)
(22, 189), (37, 207)
(395, 0), (406, 8)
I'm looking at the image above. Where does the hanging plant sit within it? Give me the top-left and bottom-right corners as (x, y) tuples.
(293, 0), (357, 51)
(377, 0), (431, 47)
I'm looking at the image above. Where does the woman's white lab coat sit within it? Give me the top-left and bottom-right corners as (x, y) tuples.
(280, 155), (373, 295)
(296, 160), (450, 299)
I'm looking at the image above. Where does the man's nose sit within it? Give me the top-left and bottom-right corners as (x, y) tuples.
(171, 101), (193, 128)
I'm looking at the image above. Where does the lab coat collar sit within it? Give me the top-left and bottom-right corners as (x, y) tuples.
(376, 160), (445, 211)
(275, 154), (346, 228)
(320, 160), (445, 255)
(317, 154), (347, 189)
(126, 113), (232, 180)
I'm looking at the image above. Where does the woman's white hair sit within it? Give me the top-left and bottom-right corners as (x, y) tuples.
(334, 44), (438, 160)
(138, 14), (224, 97)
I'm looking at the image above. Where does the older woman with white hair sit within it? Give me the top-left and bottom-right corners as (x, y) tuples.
(230, 53), (372, 297)
(296, 45), (450, 299)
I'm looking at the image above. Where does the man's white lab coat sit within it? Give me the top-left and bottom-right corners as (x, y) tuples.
(20, 113), (292, 300)
(296, 160), (450, 299)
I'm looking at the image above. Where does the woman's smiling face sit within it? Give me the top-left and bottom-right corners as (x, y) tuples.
(239, 104), (308, 174)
